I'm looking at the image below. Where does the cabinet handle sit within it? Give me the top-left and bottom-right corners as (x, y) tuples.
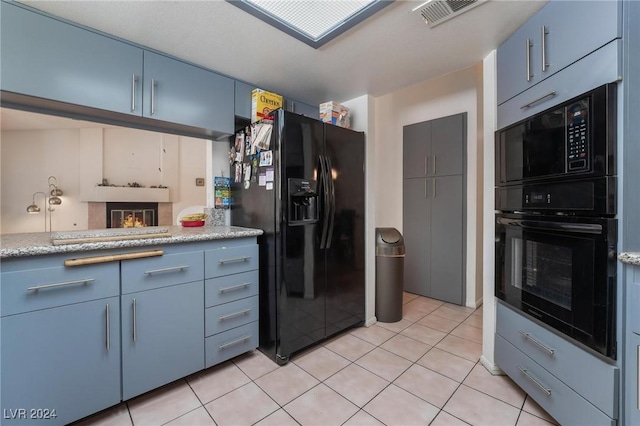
(433, 155), (437, 175)
(424, 156), (428, 176)
(150, 78), (156, 115)
(520, 91), (556, 110)
(219, 335), (251, 350)
(518, 366), (552, 396)
(219, 256), (251, 264)
(27, 278), (94, 292)
(132, 298), (137, 343)
(144, 265), (189, 275)
(131, 74), (137, 112)
(219, 282), (250, 293)
(541, 25), (549, 72)
(219, 309), (251, 322)
(519, 331), (555, 355)
(525, 38), (533, 82)
(105, 304), (111, 351)
(424, 180), (428, 199)
(433, 179), (437, 198)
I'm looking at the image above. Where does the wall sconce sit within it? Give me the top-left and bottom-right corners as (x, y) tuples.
(26, 176), (63, 232)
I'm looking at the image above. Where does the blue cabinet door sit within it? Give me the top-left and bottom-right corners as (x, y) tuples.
(235, 81), (253, 119)
(541, 1), (621, 83)
(142, 51), (234, 134)
(0, 2), (143, 116)
(1, 297), (121, 426)
(496, 13), (542, 105)
(121, 281), (204, 400)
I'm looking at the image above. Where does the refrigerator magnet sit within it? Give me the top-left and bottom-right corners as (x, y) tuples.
(244, 163), (252, 181)
(259, 150), (273, 167)
(259, 173), (266, 186)
(266, 182), (273, 190)
(244, 180), (251, 189)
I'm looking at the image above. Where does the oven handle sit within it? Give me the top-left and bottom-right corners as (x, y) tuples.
(497, 217), (603, 234)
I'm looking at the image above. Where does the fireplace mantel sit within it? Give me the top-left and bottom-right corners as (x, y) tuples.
(82, 186), (170, 202)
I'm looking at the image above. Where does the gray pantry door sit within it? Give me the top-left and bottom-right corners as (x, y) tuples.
(402, 112), (466, 305)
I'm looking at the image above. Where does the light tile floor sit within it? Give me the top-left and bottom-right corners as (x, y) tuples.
(75, 293), (559, 426)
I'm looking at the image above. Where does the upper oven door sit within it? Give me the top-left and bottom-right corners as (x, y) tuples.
(496, 83), (616, 186)
(495, 213), (617, 358)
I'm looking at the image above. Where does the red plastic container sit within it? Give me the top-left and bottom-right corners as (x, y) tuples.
(181, 220), (205, 227)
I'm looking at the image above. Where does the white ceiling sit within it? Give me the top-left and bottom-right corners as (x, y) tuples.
(16, 0), (547, 107)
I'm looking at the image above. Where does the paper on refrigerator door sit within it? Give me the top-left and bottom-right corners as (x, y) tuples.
(252, 123), (273, 150)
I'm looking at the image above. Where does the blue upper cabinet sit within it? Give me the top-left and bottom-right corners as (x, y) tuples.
(142, 51), (234, 134)
(497, 0), (621, 106)
(1, 2), (235, 135)
(286, 98), (319, 120)
(235, 81), (253, 119)
(0, 2), (144, 116)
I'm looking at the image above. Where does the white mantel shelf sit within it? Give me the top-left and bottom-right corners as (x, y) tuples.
(82, 186), (170, 202)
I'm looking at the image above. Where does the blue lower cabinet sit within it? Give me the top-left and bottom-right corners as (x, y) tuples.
(121, 281), (204, 400)
(206, 322), (258, 368)
(1, 297), (121, 425)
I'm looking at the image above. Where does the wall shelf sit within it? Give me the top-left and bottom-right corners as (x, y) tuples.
(82, 186), (170, 202)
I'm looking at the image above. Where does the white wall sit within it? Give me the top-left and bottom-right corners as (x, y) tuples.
(0, 125), (208, 233)
(341, 95), (377, 325)
(373, 64), (483, 308)
(481, 50), (500, 372)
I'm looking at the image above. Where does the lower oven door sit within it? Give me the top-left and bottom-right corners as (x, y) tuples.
(495, 213), (617, 358)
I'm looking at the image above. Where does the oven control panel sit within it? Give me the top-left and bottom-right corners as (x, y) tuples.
(567, 100), (589, 172)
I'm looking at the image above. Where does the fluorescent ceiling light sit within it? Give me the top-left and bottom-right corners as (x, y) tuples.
(228, 0), (393, 48)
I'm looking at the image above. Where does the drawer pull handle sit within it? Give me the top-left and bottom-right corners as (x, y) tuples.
(144, 265), (189, 275)
(219, 335), (251, 349)
(219, 283), (251, 293)
(519, 331), (555, 355)
(219, 256), (251, 264)
(106, 304), (111, 351)
(27, 278), (94, 292)
(132, 298), (137, 343)
(520, 91), (556, 109)
(518, 366), (552, 396)
(219, 309), (251, 321)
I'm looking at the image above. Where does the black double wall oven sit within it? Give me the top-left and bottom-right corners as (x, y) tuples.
(495, 83), (618, 359)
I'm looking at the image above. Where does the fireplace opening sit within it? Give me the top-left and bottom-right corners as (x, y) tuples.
(106, 202), (159, 228)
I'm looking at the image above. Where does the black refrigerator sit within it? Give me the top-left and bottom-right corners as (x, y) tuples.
(230, 109), (365, 365)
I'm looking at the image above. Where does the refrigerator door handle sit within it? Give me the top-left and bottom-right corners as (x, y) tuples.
(325, 156), (336, 248)
(319, 155), (330, 249)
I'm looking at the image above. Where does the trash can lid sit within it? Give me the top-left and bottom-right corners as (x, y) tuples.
(375, 228), (405, 256)
(379, 228), (401, 244)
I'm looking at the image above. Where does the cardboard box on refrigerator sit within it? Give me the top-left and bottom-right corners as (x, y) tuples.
(251, 89), (283, 122)
(319, 101), (350, 129)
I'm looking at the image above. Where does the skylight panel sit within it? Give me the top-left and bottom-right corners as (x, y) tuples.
(229, 0), (393, 48)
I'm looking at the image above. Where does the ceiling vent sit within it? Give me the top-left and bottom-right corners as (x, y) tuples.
(414, 0), (486, 28)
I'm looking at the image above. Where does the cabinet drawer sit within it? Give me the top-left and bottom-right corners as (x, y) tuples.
(496, 302), (618, 418)
(206, 322), (258, 368)
(205, 270), (258, 307)
(495, 335), (615, 426)
(497, 40), (620, 130)
(1, 263), (119, 316)
(205, 245), (258, 278)
(206, 296), (258, 337)
(121, 251), (204, 294)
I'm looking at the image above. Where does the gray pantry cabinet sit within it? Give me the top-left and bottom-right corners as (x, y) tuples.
(496, 0), (621, 105)
(402, 113), (466, 305)
(0, 1), (234, 135)
(0, 238), (258, 425)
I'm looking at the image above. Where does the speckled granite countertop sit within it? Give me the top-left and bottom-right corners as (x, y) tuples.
(0, 226), (263, 258)
(619, 253), (640, 266)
